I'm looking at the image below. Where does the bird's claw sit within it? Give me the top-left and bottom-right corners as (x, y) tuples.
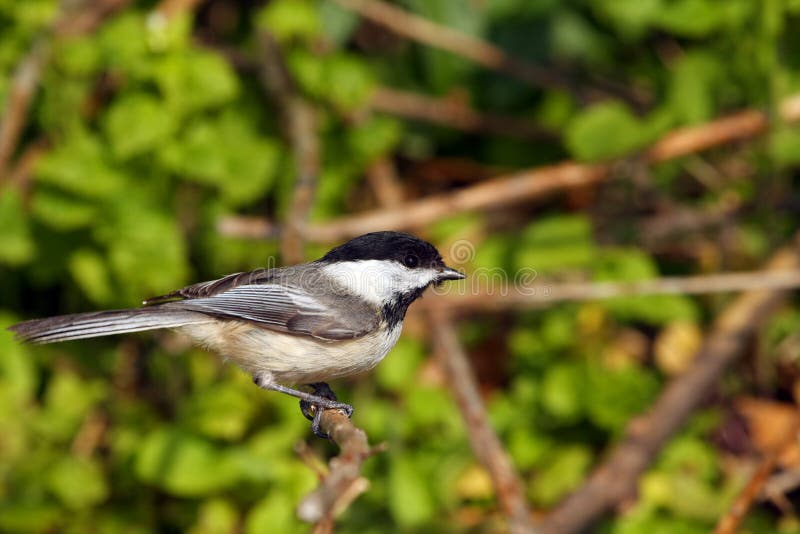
(299, 382), (353, 440)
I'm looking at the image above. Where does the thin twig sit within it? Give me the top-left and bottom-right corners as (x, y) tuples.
(255, 31), (319, 264)
(333, 0), (646, 107)
(361, 147), (532, 531)
(436, 269), (800, 314)
(219, 93), (800, 242)
(713, 423), (799, 534)
(365, 156), (404, 208)
(538, 234), (800, 534)
(0, 40), (47, 180)
(714, 455), (779, 534)
(430, 309), (536, 534)
(296, 411), (374, 525)
(151, 0), (204, 20)
(370, 86), (558, 141)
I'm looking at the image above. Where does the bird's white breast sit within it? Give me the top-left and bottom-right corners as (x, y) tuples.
(179, 320), (403, 386)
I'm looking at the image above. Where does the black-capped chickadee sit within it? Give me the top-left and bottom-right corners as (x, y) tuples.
(9, 231), (465, 437)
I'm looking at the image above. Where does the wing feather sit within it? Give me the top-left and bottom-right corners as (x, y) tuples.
(163, 283), (375, 340)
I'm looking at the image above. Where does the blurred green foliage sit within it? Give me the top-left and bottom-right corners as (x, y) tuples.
(2, 0), (800, 532)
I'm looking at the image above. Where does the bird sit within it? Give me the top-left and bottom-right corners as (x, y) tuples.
(9, 231), (466, 437)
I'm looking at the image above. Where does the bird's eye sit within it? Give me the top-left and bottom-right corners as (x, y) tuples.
(403, 254), (419, 268)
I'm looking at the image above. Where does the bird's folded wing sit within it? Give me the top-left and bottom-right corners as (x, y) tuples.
(162, 284), (376, 341)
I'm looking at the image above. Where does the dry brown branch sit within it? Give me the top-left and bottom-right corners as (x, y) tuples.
(361, 148), (531, 531)
(333, 0), (645, 106)
(430, 309), (536, 534)
(255, 31), (320, 264)
(296, 410), (375, 526)
(714, 455), (779, 534)
(365, 156), (404, 208)
(216, 215), (278, 240)
(538, 234), (800, 534)
(436, 269), (800, 315)
(151, 0), (204, 21)
(334, 0), (560, 90)
(370, 86), (558, 141)
(0, 41), (47, 180)
(219, 93), (800, 243)
(713, 401), (800, 534)
(54, 0), (131, 36)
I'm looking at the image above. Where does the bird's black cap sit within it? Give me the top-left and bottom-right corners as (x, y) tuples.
(320, 231), (444, 269)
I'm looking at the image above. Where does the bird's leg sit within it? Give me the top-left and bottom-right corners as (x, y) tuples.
(252, 377), (353, 439)
(299, 382), (353, 438)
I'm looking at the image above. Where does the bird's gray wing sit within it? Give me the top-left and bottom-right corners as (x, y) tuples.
(143, 269), (273, 304)
(161, 283), (377, 341)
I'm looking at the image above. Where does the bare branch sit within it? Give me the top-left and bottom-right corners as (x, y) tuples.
(713, 455), (780, 534)
(370, 86), (558, 141)
(437, 269), (800, 315)
(219, 93), (800, 242)
(0, 47), (47, 179)
(333, 0), (646, 106)
(297, 411), (376, 525)
(255, 31), (319, 264)
(538, 234), (800, 534)
(430, 309), (536, 534)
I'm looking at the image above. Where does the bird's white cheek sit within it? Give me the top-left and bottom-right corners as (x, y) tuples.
(321, 261), (438, 305)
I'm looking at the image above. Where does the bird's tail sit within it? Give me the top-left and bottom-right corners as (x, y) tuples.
(8, 308), (210, 344)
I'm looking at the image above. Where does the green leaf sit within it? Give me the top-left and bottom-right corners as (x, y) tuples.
(103, 93), (177, 159)
(376, 337), (425, 391)
(347, 116), (402, 162)
(68, 249), (113, 305)
(136, 429), (243, 496)
(655, 0), (727, 37)
(159, 111), (280, 206)
(257, 0), (321, 42)
(590, 0), (663, 39)
(0, 503), (60, 533)
(53, 36), (101, 76)
(586, 364), (660, 431)
(323, 54), (375, 110)
(152, 50), (239, 115)
(99, 198), (189, 300)
(289, 51), (375, 110)
(514, 215), (596, 274)
(566, 101), (652, 161)
(0, 313), (37, 404)
(47, 457), (109, 509)
(405, 0), (482, 91)
(181, 384), (256, 441)
(245, 494), (297, 534)
(541, 363), (585, 422)
(37, 372), (107, 441)
(317, 0), (358, 45)
(0, 190), (35, 266)
(189, 499), (239, 534)
(30, 190), (97, 230)
(770, 127), (800, 165)
(668, 52), (722, 124)
(529, 445), (592, 506)
(34, 130), (128, 199)
(389, 455), (435, 527)
(97, 13), (151, 76)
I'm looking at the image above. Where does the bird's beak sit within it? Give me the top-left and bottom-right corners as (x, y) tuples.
(436, 266), (466, 281)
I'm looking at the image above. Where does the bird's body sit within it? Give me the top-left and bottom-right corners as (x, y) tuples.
(9, 232), (464, 436)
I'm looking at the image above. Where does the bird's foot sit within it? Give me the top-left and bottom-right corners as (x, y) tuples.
(300, 382), (353, 439)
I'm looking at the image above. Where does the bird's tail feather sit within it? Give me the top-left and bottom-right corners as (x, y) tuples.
(8, 308), (210, 344)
